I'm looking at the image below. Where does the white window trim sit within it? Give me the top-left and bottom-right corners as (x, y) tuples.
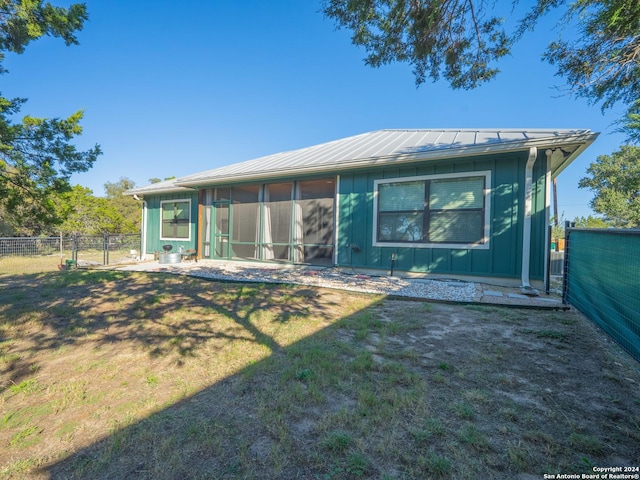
(372, 171), (491, 250)
(160, 199), (192, 241)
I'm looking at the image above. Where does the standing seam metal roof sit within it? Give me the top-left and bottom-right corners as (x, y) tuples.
(125, 128), (598, 195)
(175, 128), (597, 186)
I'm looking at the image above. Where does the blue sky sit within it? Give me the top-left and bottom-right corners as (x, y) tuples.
(2, 0), (629, 221)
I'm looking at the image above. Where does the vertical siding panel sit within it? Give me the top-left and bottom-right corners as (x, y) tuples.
(348, 174), (369, 267)
(530, 154), (548, 279)
(451, 249), (470, 273)
(366, 172), (382, 268)
(491, 154), (522, 277)
(337, 175), (353, 265)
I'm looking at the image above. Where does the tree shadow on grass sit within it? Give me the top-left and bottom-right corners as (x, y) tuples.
(0, 270), (382, 479)
(0, 270), (335, 395)
(39, 299), (380, 480)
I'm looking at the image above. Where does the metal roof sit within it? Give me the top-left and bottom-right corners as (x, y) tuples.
(123, 178), (195, 196)
(126, 128), (598, 195)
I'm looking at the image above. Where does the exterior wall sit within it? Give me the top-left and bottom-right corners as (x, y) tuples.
(337, 150), (549, 281)
(139, 150), (550, 281)
(143, 191), (199, 257)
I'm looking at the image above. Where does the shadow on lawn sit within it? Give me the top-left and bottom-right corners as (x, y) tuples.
(4, 270), (378, 479)
(0, 270), (332, 395)
(3, 270), (639, 479)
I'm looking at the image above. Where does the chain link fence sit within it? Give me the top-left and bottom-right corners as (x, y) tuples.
(0, 234), (142, 276)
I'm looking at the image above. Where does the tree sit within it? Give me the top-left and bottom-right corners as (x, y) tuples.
(0, 1), (101, 233)
(578, 145), (640, 227)
(573, 215), (610, 228)
(322, 0), (640, 141)
(104, 177), (140, 233)
(52, 185), (131, 235)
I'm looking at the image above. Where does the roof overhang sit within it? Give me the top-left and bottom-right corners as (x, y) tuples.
(124, 129), (599, 195)
(174, 130), (599, 188)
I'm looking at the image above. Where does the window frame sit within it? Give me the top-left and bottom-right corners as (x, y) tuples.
(160, 199), (192, 241)
(372, 171), (491, 250)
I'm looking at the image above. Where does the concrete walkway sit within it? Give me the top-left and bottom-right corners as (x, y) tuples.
(116, 259), (565, 309)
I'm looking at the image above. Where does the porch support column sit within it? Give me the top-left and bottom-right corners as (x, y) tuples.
(521, 147), (538, 292)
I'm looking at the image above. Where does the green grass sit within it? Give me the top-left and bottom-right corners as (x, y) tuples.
(0, 270), (638, 479)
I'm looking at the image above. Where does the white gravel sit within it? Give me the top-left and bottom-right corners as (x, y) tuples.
(120, 260), (478, 303)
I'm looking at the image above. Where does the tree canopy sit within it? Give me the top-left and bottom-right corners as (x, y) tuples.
(322, 0), (640, 141)
(579, 145), (640, 227)
(573, 215), (610, 229)
(0, 1), (101, 234)
(53, 185), (129, 236)
(104, 177), (140, 233)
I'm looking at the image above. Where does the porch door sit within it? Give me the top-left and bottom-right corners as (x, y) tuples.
(212, 203), (230, 259)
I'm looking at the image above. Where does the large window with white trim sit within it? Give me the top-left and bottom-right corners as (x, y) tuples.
(160, 199), (191, 240)
(374, 172), (490, 248)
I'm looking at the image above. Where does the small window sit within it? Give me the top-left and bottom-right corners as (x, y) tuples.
(374, 172), (490, 249)
(161, 200), (191, 240)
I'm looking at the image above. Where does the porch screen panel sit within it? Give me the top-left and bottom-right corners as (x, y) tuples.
(296, 179), (335, 264)
(264, 183), (293, 261)
(231, 185), (259, 260)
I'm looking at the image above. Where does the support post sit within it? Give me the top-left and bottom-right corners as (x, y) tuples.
(562, 220), (572, 305)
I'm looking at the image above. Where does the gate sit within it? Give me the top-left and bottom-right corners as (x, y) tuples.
(563, 224), (640, 362)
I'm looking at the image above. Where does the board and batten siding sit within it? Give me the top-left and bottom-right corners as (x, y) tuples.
(336, 150), (549, 280)
(144, 191), (199, 255)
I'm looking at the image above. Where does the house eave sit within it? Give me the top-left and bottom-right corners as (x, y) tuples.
(174, 131), (599, 188)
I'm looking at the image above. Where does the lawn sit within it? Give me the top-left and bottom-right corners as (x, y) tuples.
(0, 270), (638, 479)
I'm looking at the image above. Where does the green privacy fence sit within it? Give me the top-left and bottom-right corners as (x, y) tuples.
(563, 227), (640, 362)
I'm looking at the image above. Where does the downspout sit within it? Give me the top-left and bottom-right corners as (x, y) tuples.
(544, 149), (553, 293)
(141, 200), (148, 259)
(134, 194), (147, 260)
(334, 175), (340, 266)
(521, 147), (538, 293)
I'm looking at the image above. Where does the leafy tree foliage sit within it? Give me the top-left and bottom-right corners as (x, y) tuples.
(322, 0), (640, 141)
(0, 1), (101, 233)
(104, 177), (140, 233)
(52, 185), (136, 235)
(579, 145), (640, 227)
(573, 215), (610, 228)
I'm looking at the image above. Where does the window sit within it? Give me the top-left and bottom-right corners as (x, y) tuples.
(374, 172), (490, 248)
(161, 200), (191, 240)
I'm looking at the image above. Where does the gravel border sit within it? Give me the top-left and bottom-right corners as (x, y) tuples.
(119, 260), (479, 303)
(117, 260), (565, 308)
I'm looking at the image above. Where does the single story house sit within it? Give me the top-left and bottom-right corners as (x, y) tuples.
(125, 128), (598, 290)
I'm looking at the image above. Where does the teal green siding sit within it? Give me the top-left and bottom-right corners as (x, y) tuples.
(144, 191), (199, 256)
(338, 150), (549, 280)
(140, 150), (550, 281)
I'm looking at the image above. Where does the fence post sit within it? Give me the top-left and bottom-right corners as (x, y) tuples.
(104, 232), (110, 266)
(561, 220), (573, 305)
(545, 224), (551, 295)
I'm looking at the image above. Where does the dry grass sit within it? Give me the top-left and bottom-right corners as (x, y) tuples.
(0, 270), (638, 479)
(0, 250), (135, 276)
